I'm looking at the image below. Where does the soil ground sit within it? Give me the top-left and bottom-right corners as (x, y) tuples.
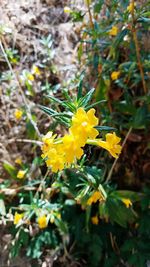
(0, 0), (83, 266)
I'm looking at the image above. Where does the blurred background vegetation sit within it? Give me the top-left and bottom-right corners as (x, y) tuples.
(0, 0), (150, 266)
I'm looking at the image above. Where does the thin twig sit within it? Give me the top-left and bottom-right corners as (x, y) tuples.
(106, 127), (132, 183)
(34, 169), (50, 198)
(7, 138), (42, 146)
(131, 0), (147, 94)
(86, 0), (94, 29)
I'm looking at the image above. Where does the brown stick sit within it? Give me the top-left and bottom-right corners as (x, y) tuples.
(131, 0), (147, 94)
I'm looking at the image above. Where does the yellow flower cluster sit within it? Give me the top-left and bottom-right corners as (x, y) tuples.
(41, 108), (122, 172)
(70, 108), (99, 145)
(41, 108), (99, 172)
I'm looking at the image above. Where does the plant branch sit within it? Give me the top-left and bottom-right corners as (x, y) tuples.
(86, 0), (94, 29)
(131, 0), (147, 94)
(106, 127), (132, 183)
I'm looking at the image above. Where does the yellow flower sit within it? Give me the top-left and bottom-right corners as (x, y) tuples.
(41, 108), (99, 173)
(62, 134), (84, 164)
(87, 191), (104, 205)
(41, 132), (65, 172)
(14, 212), (24, 225)
(122, 198), (132, 208)
(46, 147), (65, 173)
(111, 71), (120, 80)
(27, 73), (34, 81)
(109, 26), (118, 36)
(11, 58), (18, 64)
(64, 6), (71, 13)
(41, 131), (56, 157)
(70, 108), (99, 146)
(37, 215), (47, 229)
(17, 170), (26, 179)
(91, 215), (99, 225)
(15, 157), (22, 165)
(32, 65), (41, 76)
(98, 132), (121, 158)
(14, 109), (23, 120)
(127, 2), (135, 13)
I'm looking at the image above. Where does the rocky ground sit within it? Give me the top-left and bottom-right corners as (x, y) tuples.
(0, 0), (84, 266)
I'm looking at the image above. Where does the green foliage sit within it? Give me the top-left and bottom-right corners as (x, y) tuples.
(27, 230), (59, 259)
(1, 0), (150, 266)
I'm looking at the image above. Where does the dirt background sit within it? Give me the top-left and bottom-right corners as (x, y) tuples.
(0, 0), (83, 266)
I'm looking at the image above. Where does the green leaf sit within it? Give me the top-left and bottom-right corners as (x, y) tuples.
(55, 219), (68, 234)
(39, 105), (70, 126)
(86, 173), (96, 185)
(138, 17), (150, 23)
(95, 77), (108, 101)
(94, 0), (104, 13)
(26, 119), (37, 139)
(86, 99), (106, 109)
(78, 88), (95, 107)
(95, 126), (116, 131)
(51, 112), (71, 118)
(106, 198), (135, 227)
(86, 205), (91, 232)
(46, 95), (76, 112)
(132, 105), (148, 129)
(77, 72), (85, 101)
(3, 161), (17, 179)
(46, 95), (66, 106)
(113, 29), (129, 48)
(65, 199), (76, 206)
(111, 190), (142, 202)
(39, 105), (56, 116)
